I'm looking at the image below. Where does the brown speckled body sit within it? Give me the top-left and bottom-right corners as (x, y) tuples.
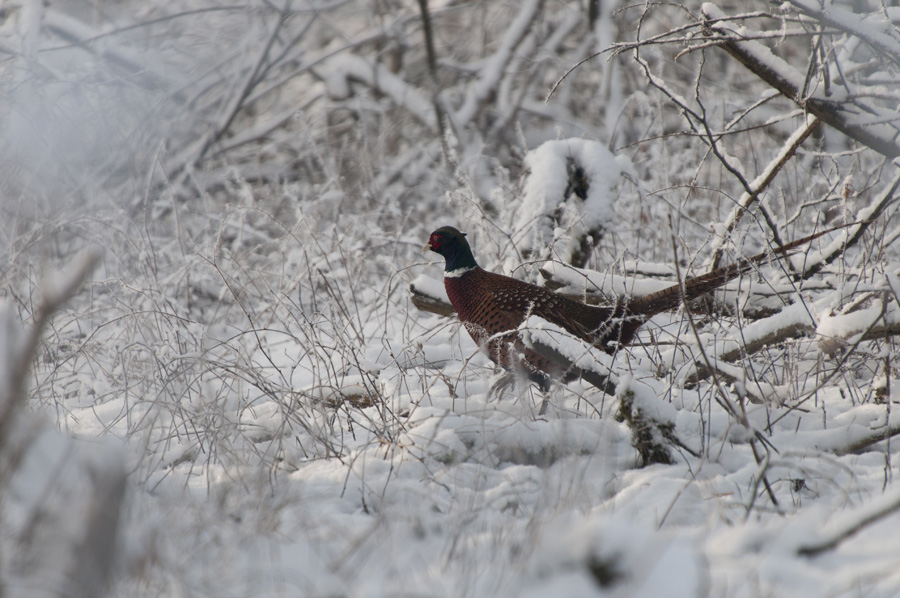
(445, 267), (639, 380)
(427, 225), (839, 384)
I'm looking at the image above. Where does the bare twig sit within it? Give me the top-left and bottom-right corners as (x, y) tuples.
(0, 251), (101, 451)
(706, 114), (820, 271)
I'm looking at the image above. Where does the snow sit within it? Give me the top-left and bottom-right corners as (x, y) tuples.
(318, 54), (438, 130)
(540, 260), (674, 298)
(817, 299), (900, 345)
(514, 138), (621, 264)
(9, 227), (896, 598)
(3, 1), (900, 597)
(410, 273), (449, 302)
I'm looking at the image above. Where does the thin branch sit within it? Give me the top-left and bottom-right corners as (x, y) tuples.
(706, 114), (820, 271)
(0, 251), (101, 452)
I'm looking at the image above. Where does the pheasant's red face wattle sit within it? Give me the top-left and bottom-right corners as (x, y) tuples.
(427, 226), (478, 272)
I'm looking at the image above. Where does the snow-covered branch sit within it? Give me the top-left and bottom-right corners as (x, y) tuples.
(702, 2), (900, 159)
(787, 0), (900, 69)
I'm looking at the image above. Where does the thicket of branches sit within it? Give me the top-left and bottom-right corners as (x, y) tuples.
(1, 0), (899, 595)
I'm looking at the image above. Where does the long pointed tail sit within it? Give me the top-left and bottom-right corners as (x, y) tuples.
(628, 222), (855, 317)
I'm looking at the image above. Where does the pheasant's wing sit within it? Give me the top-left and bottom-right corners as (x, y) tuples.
(558, 296), (642, 350)
(491, 282), (625, 348)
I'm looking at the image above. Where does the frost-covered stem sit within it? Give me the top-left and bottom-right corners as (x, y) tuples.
(630, 5), (704, 132)
(632, 8), (790, 252)
(743, 444), (773, 517)
(670, 228), (781, 506)
(193, 4), (292, 166)
(768, 294), (891, 431)
(693, 51), (751, 191)
(415, 0), (450, 154)
(0, 253), (111, 598)
(0, 251), (100, 452)
(608, 10), (772, 59)
(693, 73), (785, 248)
(491, 14), (572, 138)
(416, 0), (439, 80)
(882, 344), (892, 487)
(706, 114), (820, 271)
(692, 60), (788, 252)
(209, 255), (290, 388)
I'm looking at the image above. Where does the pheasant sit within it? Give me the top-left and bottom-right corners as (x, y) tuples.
(425, 225), (839, 387)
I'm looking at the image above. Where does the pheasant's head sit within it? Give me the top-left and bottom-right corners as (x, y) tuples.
(425, 226), (478, 273)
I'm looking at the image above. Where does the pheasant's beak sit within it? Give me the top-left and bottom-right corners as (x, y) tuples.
(422, 241), (432, 253)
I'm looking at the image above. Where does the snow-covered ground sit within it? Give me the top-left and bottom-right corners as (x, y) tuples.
(2, 1), (900, 596)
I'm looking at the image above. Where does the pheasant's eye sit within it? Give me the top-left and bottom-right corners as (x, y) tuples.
(430, 234), (442, 248)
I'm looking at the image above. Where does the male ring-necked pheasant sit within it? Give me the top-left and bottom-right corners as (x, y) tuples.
(425, 225), (838, 386)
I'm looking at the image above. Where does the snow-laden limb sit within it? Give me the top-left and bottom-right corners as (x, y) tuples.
(817, 293), (900, 353)
(701, 2), (900, 159)
(797, 486), (900, 557)
(685, 355), (794, 404)
(775, 397), (900, 456)
(518, 314), (617, 393)
(787, 0), (900, 69)
(684, 301), (817, 388)
(408, 274), (455, 317)
(539, 257), (674, 301)
(314, 54), (438, 131)
(454, 0), (542, 126)
(514, 139), (622, 266)
(723, 301), (816, 360)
